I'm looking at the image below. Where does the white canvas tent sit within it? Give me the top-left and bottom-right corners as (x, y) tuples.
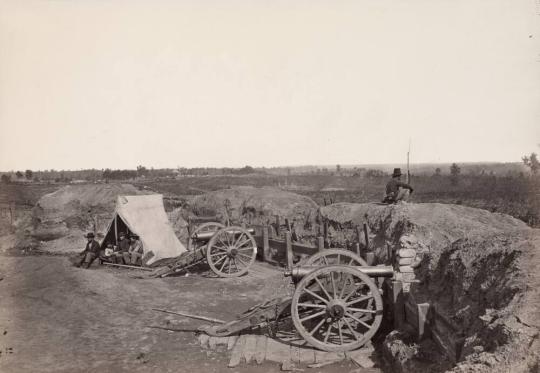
(102, 194), (186, 266)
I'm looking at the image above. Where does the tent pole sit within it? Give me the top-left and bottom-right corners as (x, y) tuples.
(114, 215), (118, 245)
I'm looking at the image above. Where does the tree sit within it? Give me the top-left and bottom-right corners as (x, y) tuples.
(522, 153), (539, 175)
(1, 174), (11, 184)
(336, 164), (341, 173)
(15, 171), (23, 178)
(434, 167), (441, 176)
(136, 165), (149, 177)
(450, 163), (461, 185)
(25, 169), (33, 180)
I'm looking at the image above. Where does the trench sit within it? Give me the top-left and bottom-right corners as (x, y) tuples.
(331, 205), (540, 373)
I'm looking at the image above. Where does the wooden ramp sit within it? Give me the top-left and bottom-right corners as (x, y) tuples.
(197, 333), (376, 369)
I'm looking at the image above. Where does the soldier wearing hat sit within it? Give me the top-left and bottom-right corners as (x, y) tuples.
(126, 234), (144, 266)
(112, 231), (131, 264)
(383, 168), (414, 204)
(77, 232), (101, 268)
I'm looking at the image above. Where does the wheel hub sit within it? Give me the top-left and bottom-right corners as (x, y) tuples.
(227, 247), (238, 257)
(326, 300), (346, 319)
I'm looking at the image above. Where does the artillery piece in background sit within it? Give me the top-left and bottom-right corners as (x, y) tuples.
(149, 222), (258, 278)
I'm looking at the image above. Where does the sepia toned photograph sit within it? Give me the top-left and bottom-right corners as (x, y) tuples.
(0, 1), (539, 372)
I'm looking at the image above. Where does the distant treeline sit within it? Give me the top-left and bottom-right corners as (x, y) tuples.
(0, 162), (532, 183)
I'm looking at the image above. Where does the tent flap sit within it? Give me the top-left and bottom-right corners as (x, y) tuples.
(105, 194), (186, 265)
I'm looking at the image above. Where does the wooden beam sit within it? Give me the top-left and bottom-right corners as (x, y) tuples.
(285, 232), (293, 270)
(417, 303), (430, 341)
(363, 222), (369, 249)
(102, 262), (153, 271)
(392, 280), (404, 329)
(262, 225), (270, 262)
(317, 237), (325, 252)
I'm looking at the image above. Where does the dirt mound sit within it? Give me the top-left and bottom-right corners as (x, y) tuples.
(28, 183), (147, 253)
(320, 202), (539, 372)
(188, 186), (319, 227)
(167, 208), (189, 244)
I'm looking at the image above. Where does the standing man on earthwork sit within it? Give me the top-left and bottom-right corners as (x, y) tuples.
(78, 232), (101, 268)
(383, 168), (414, 203)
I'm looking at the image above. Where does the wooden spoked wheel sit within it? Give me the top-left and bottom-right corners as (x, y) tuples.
(188, 222), (225, 250)
(305, 249), (367, 267)
(206, 226), (257, 277)
(291, 265), (383, 352)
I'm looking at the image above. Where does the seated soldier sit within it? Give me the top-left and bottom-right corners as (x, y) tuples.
(128, 234), (144, 265)
(114, 232), (131, 264)
(383, 168), (414, 204)
(77, 232), (101, 269)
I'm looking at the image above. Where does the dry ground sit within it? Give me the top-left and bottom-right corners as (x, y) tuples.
(0, 252), (369, 373)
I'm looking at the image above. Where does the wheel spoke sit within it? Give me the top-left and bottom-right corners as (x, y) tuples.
(235, 255), (249, 268)
(330, 272), (338, 299)
(343, 282), (366, 302)
(217, 235), (229, 248)
(339, 275), (351, 299)
(348, 257), (355, 266)
(213, 255), (227, 265)
(237, 252), (254, 260)
(313, 277), (332, 302)
(297, 303), (326, 309)
(233, 233), (248, 247)
(346, 295), (374, 306)
(343, 317), (360, 341)
(299, 310), (326, 323)
(309, 318), (326, 335)
(219, 257), (230, 272)
(237, 246), (255, 253)
(338, 320), (344, 345)
(345, 312), (372, 329)
(210, 252), (227, 258)
(347, 307), (376, 314)
(304, 288), (329, 305)
(323, 322), (334, 343)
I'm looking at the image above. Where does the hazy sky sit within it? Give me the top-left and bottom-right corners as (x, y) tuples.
(0, 0), (539, 170)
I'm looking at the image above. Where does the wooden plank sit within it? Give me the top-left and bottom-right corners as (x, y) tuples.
(392, 281), (404, 329)
(262, 226), (270, 262)
(228, 335), (246, 367)
(404, 300), (419, 329)
(267, 239), (319, 257)
(363, 222), (370, 249)
(227, 335), (238, 350)
(285, 232), (293, 269)
(354, 243), (361, 258)
(366, 252), (375, 266)
(417, 303), (430, 341)
(317, 237), (325, 252)
(243, 335), (257, 363)
(254, 335), (266, 364)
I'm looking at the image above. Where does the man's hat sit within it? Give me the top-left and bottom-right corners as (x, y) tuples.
(392, 168), (402, 177)
(85, 232), (95, 238)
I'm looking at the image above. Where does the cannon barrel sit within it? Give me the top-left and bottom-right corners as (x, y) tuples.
(284, 265), (395, 280)
(193, 228), (255, 241)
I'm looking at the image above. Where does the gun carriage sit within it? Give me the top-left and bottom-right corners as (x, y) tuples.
(197, 249), (395, 352)
(150, 222), (258, 278)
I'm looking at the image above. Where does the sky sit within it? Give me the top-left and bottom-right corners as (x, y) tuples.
(0, 0), (539, 171)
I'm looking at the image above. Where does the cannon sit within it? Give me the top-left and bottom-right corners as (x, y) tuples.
(191, 249), (396, 352)
(149, 222), (258, 278)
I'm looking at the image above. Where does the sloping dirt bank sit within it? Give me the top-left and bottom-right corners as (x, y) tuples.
(25, 183), (150, 254)
(188, 186), (319, 229)
(320, 202), (540, 372)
